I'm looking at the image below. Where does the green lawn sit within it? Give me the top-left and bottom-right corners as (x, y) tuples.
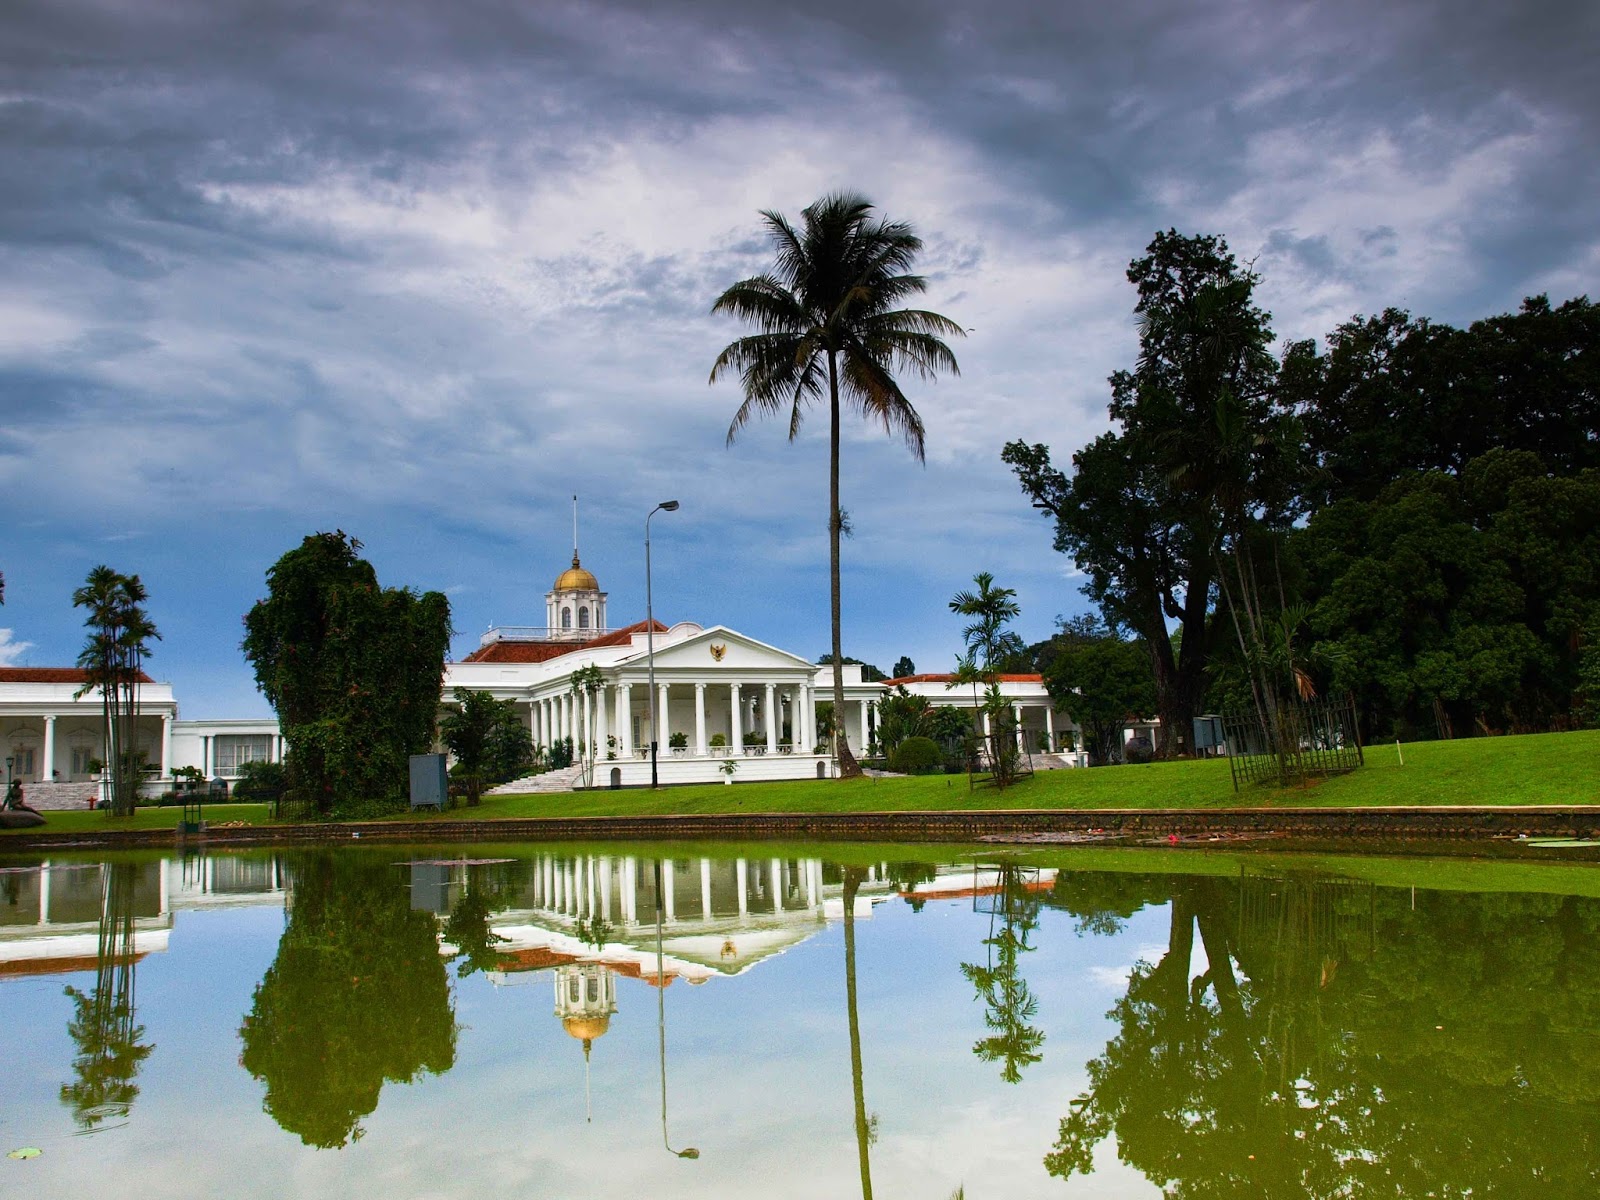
(429, 728), (1599, 819)
(4, 730), (1594, 839)
(0, 802), (276, 836)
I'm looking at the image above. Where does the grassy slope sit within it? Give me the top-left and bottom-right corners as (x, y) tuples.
(431, 728), (1600, 819)
(4, 729), (1594, 839)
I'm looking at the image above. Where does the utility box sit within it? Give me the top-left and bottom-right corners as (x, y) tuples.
(409, 753), (448, 811)
(1193, 714), (1224, 754)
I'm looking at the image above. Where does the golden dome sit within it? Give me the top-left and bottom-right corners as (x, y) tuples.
(563, 1014), (611, 1041)
(553, 553), (599, 592)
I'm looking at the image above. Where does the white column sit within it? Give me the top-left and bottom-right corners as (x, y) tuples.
(694, 683), (708, 756)
(736, 858), (749, 916)
(160, 714), (172, 777)
(765, 684), (778, 753)
(983, 711), (992, 737)
(622, 858), (638, 924)
(42, 716), (56, 780)
(616, 684), (632, 756)
(595, 686), (609, 758)
(582, 689), (593, 757)
(1014, 703), (1025, 750)
(730, 683), (742, 752)
(202, 735), (211, 777)
(799, 684), (812, 751)
(770, 858), (784, 913)
(1046, 706), (1056, 751)
(860, 700), (871, 752)
(600, 857), (613, 919)
(700, 858), (713, 920)
(658, 683), (671, 749)
(804, 858), (818, 909)
(662, 859), (676, 921)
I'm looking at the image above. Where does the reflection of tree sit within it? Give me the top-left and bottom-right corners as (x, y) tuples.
(960, 863), (1045, 1083)
(443, 861), (527, 977)
(843, 866), (874, 1200)
(239, 852), (457, 1148)
(60, 862), (153, 1129)
(1048, 875), (1600, 1196)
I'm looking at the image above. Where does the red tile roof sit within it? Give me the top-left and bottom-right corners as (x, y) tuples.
(882, 673), (1044, 685)
(460, 620), (666, 664)
(0, 667), (155, 684)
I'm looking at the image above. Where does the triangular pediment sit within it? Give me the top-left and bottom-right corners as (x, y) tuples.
(613, 626), (814, 674)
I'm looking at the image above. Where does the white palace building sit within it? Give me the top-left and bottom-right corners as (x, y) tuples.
(0, 548), (1085, 803)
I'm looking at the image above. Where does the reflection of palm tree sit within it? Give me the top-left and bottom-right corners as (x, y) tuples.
(961, 863), (1045, 1083)
(60, 863), (153, 1129)
(843, 866), (874, 1200)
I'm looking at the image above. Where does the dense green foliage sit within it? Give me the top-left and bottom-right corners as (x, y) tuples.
(72, 567), (161, 815)
(238, 852), (456, 1148)
(242, 532), (450, 817)
(712, 191), (962, 775)
(1046, 873), (1600, 1195)
(1038, 616), (1157, 763)
(887, 735), (944, 775)
(439, 687), (534, 805)
(1009, 231), (1598, 745)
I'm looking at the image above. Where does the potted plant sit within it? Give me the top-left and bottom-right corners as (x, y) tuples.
(669, 731), (689, 757)
(742, 730), (765, 756)
(719, 758), (738, 785)
(709, 732), (728, 750)
(606, 734), (618, 761)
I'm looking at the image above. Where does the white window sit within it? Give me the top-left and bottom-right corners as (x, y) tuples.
(561, 607), (572, 629)
(8, 747), (35, 778)
(71, 747), (97, 775)
(578, 607), (590, 629)
(214, 735), (274, 775)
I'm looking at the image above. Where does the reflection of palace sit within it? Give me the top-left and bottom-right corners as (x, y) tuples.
(0, 856), (287, 977)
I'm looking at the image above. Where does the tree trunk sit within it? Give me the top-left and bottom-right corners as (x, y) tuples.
(829, 351), (861, 779)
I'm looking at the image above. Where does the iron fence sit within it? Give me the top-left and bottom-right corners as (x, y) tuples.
(1223, 692), (1363, 791)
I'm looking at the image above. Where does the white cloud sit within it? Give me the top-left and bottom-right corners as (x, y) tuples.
(0, 629), (35, 666)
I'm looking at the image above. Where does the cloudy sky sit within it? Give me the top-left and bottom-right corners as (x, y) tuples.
(2, 0), (1595, 717)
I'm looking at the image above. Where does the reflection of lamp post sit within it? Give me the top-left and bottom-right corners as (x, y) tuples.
(646, 501), (680, 790)
(654, 858), (699, 1159)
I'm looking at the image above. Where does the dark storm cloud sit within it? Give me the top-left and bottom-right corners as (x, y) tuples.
(1, 0), (1595, 711)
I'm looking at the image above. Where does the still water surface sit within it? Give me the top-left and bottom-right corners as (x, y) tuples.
(2, 844), (1597, 1198)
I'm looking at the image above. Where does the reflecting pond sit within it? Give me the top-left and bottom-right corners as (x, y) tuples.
(2, 843), (1599, 1197)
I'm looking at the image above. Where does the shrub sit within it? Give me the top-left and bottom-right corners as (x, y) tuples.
(668, 731), (688, 749)
(233, 759), (288, 803)
(710, 732), (728, 748)
(888, 736), (944, 775)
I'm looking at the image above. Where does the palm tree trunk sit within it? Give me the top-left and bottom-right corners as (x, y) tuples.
(829, 350), (861, 779)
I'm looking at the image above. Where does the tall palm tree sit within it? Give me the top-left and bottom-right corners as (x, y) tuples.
(711, 192), (963, 778)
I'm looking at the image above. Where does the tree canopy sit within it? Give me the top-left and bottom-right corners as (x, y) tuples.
(242, 531), (451, 816)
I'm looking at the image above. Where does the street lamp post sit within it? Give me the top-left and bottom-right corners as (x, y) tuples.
(646, 500), (680, 789)
(655, 858), (699, 1160)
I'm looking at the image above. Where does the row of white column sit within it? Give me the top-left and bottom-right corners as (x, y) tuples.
(528, 681), (820, 757)
(15, 713), (173, 780)
(977, 703), (1073, 751)
(531, 855), (825, 922)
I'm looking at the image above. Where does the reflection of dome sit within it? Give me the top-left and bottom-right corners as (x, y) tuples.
(562, 1014), (611, 1041)
(553, 554), (599, 592)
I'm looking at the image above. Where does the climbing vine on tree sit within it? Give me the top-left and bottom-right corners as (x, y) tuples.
(242, 531), (450, 817)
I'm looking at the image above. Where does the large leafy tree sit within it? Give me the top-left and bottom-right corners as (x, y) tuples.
(1040, 615), (1158, 764)
(72, 567), (160, 815)
(1284, 295), (1600, 506)
(242, 532), (451, 817)
(712, 191), (963, 778)
(1005, 231), (1286, 755)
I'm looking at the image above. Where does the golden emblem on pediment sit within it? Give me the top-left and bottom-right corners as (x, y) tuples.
(709, 643), (727, 661)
